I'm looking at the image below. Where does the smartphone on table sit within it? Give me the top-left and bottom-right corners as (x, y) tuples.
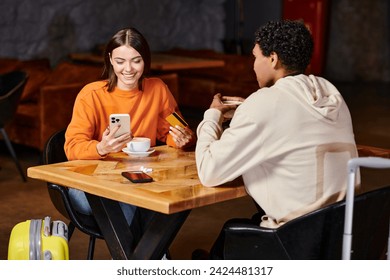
(109, 114), (130, 138)
(121, 171), (153, 183)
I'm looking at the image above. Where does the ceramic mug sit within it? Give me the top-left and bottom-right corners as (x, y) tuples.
(127, 137), (151, 152)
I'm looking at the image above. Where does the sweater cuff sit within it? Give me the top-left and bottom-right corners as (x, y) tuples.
(95, 142), (108, 159)
(166, 133), (177, 148)
(204, 108), (224, 124)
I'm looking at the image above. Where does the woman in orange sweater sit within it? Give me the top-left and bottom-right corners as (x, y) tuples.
(65, 28), (194, 160)
(64, 27), (195, 227)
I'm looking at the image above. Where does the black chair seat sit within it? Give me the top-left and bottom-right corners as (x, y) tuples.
(43, 129), (104, 259)
(211, 186), (390, 260)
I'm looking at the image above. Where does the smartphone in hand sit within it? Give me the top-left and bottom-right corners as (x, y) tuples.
(221, 100), (243, 105)
(109, 114), (130, 138)
(121, 171), (153, 183)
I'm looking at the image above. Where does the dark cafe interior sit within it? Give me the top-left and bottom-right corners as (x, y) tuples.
(0, 0), (389, 260)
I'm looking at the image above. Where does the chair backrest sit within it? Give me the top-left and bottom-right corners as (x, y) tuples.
(0, 71), (28, 127)
(42, 129), (103, 238)
(42, 129), (70, 221)
(220, 185), (390, 259)
(43, 129), (67, 164)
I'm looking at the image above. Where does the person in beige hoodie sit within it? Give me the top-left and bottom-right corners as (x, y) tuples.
(196, 20), (358, 231)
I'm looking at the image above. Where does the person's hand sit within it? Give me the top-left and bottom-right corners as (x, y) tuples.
(210, 93), (245, 120)
(96, 125), (131, 156)
(169, 125), (195, 148)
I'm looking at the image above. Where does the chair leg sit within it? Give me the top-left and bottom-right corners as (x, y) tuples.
(66, 222), (96, 260)
(0, 128), (26, 181)
(67, 222), (75, 241)
(87, 236), (96, 260)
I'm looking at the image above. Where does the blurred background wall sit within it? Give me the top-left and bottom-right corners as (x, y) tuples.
(0, 0), (226, 66)
(0, 0), (389, 82)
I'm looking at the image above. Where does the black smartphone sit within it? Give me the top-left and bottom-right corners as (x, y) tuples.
(121, 171), (153, 183)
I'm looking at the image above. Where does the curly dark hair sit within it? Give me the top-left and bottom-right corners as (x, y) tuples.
(255, 20), (313, 73)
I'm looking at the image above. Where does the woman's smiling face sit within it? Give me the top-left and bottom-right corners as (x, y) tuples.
(110, 45), (145, 90)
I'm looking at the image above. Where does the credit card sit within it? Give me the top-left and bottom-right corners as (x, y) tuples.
(166, 112), (188, 128)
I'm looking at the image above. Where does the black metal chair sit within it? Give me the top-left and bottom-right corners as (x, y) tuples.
(209, 185), (390, 260)
(0, 71), (28, 181)
(42, 129), (104, 259)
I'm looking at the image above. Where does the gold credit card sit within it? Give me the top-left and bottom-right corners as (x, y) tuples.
(166, 112), (188, 128)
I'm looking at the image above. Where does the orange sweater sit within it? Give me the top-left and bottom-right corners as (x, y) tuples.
(65, 77), (180, 160)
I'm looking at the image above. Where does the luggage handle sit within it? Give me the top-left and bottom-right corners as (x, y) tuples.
(29, 217), (52, 260)
(43, 216), (51, 237)
(342, 157), (390, 260)
(29, 219), (42, 260)
(26, 216), (67, 260)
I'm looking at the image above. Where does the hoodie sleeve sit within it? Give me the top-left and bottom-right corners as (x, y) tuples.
(195, 106), (264, 187)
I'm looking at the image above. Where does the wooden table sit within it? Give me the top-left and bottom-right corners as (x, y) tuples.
(69, 52), (225, 71)
(27, 145), (247, 259)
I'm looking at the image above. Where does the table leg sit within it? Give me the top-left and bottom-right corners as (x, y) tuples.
(131, 210), (191, 260)
(86, 193), (191, 260)
(86, 193), (134, 259)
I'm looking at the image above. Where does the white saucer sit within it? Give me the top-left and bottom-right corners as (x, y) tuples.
(122, 148), (155, 157)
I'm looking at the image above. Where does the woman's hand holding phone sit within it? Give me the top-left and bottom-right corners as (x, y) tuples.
(97, 124), (131, 157)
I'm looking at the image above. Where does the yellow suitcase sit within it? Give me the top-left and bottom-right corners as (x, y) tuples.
(8, 216), (69, 260)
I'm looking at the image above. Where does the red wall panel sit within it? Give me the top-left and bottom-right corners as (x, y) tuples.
(283, 0), (329, 75)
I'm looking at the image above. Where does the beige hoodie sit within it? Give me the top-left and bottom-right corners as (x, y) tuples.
(196, 74), (358, 227)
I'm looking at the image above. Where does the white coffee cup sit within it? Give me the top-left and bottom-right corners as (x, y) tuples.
(127, 137), (151, 152)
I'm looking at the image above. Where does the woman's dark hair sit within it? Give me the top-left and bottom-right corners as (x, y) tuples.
(103, 27), (151, 92)
(255, 20), (313, 73)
